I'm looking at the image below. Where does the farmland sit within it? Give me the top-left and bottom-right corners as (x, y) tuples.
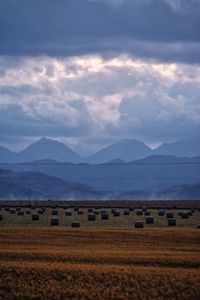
(0, 201), (199, 299)
(0, 227), (200, 299)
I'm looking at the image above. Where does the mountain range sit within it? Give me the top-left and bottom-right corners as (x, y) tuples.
(0, 168), (110, 200)
(0, 167), (200, 200)
(0, 136), (200, 163)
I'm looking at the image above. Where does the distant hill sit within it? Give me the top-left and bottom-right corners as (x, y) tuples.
(3, 155), (200, 194)
(0, 137), (82, 163)
(118, 183), (200, 200)
(1, 136), (200, 164)
(17, 137), (81, 163)
(0, 168), (111, 200)
(154, 137), (200, 157)
(0, 146), (15, 163)
(86, 139), (152, 163)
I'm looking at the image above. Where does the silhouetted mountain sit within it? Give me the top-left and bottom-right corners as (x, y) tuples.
(0, 168), (111, 200)
(17, 137), (81, 163)
(86, 139), (152, 163)
(0, 146), (15, 163)
(154, 137), (200, 157)
(3, 155), (200, 194)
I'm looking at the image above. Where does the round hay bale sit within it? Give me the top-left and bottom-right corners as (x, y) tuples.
(158, 210), (165, 216)
(52, 209), (58, 216)
(0, 215), (3, 221)
(135, 221), (144, 228)
(88, 213), (96, 221)
(113, 211), (120, 217)
(124, 209), (130, 216)
(71, 221), (81, 227)
(168, 218), (176, 226)
(65, 210), (72, 216)
(181, 211), (189, 219)
(101, 212), (109, 220)
(166, 212), (174, 218)
(32, 213), (39, 221)
(146, 216), (154, 224)
(136, 210), (143, 216)
(51, 217), (59, 226)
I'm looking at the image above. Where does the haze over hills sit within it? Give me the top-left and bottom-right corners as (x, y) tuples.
(2, 155), (200, 194)
(0, 168), (110, 200)
(153, 137), (200, 158)
(0, 136), (200, 164)
(0, 137), (82, 163)
(86, 139), (152, 163)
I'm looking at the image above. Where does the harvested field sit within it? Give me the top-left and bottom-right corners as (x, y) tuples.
(0, 227), (199, 300)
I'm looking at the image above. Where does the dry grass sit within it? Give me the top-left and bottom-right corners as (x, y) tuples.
(0, 227), (199, 299)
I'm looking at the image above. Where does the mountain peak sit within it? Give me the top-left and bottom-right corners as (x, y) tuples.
(17, 137), (81, 163)
(86, 138), (152, 163)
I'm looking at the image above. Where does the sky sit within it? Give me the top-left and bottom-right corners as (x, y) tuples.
(0, 0), (200, 155)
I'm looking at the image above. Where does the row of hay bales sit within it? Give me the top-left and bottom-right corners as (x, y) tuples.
(0, 206), (199, 228)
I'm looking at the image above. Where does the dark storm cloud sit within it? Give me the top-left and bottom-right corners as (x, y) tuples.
(0, 0), (200, 62)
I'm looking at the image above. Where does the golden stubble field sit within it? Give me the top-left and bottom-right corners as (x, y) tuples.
(0, 227), (199, 300)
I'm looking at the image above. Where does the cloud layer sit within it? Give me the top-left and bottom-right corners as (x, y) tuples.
(0, 0), (200, 63)
(0, 55), (200, 153)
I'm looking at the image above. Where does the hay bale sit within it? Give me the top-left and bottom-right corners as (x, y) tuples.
(101, 212), (109, 220)
(166, 212), (174, 218)
(124, 209), (130, 216)
(135, 220), (144, 228)
(146, 216), (154, 224)
(168, 218), (176, 226)
(88, 213), (96, 221)
(136, 210), (143, 216)
(78, 210), (84, 215)
(181, 211), (189, 219)
(65, 210), (72, 216)
(71, 221), (81, 227)
(113, 211), (120, 217)
(38, 209), (44, 214)
(74, 207), (79, 211)
(32, 213), (39, 221)
(158, 209), (165, 216)
(52, 209), (58, 216)
(0, 215), (3, 221)
(88, 208), (93, 213)
(51, 217), (59, 226)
